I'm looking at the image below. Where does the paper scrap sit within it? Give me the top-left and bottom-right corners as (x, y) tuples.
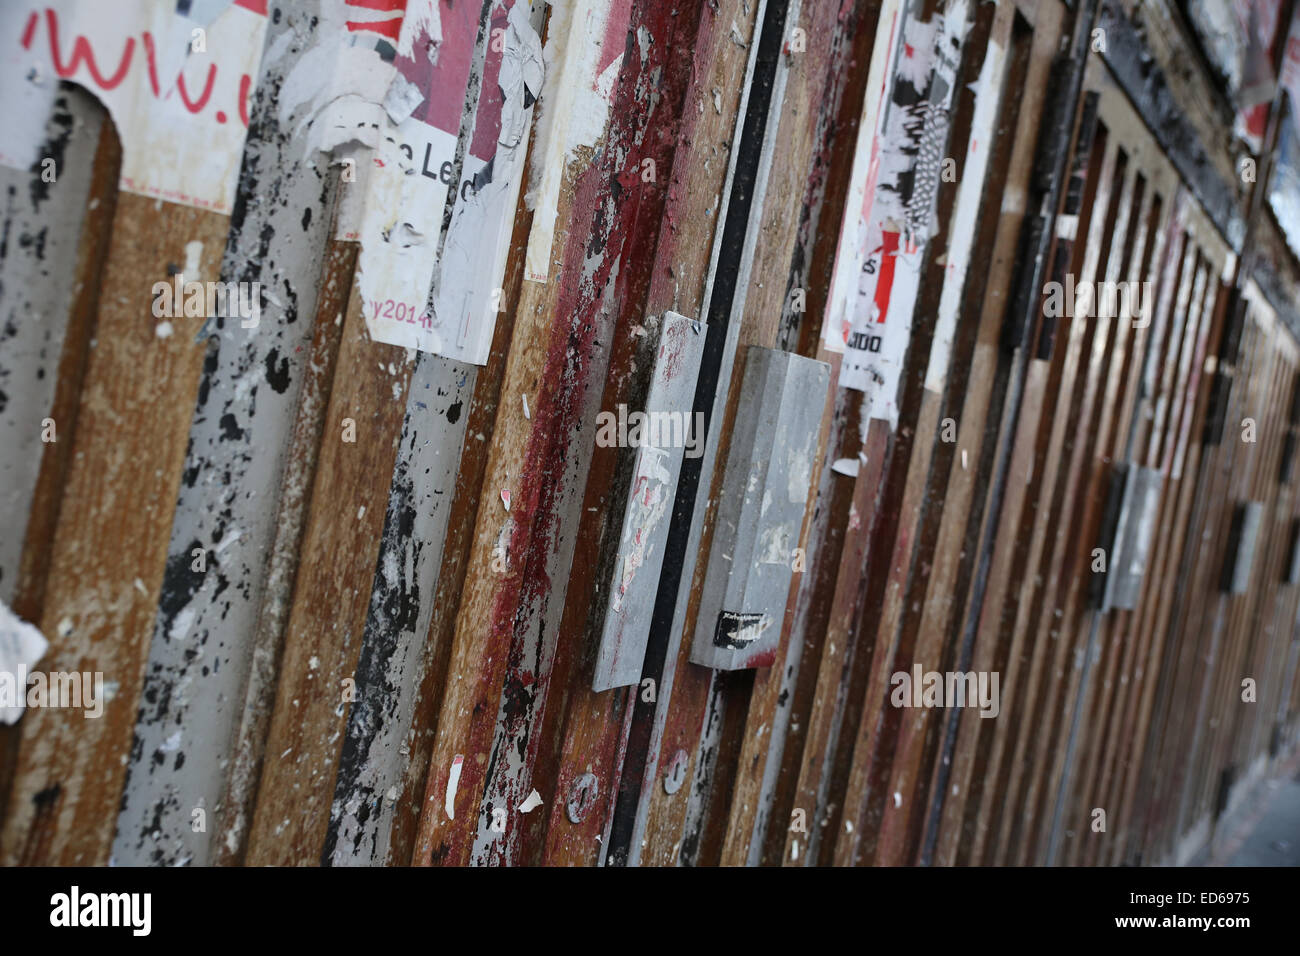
(0, 600), (50, 725)
(1, 0), (269, 214)
(446, 754), (464, 820)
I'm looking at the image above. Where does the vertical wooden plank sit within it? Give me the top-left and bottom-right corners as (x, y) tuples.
(242, 0), (495, 866)
(215, 237), (356, 864)
(0, 88), (118, 828)
(413, 0), (674, 866)
(2, 194), (231, 865)
(532, 0), (763, 869)
(113, 1), (345, 865)
(618, 0), (789, 867)
(852, 2), (1005, 867)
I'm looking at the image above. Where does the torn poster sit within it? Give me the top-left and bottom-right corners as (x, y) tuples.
(0, 600), (49, 725)
(1186, 0), (1283, 151)
(300, 0), (543, 364)
(925, 34), (1004, 394)
(0, 0), (268, 214)
(430, 0), (544, 364)
(1269, 112), (1300, 258)
(822, 0), (968, 424)
(330, 0), (467, 356)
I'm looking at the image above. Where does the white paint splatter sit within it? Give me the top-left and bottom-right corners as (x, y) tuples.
(446, 754), (464, 820)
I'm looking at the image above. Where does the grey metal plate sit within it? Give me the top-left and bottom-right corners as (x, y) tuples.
(1229, 501), (1264, 595)
(1104, 464), (1164, 611)
(689, 345), (830, 671)
(591, 312), (707, 691)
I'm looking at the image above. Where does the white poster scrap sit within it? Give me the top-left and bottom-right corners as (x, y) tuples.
(0, 0), (268, 214)
(822, 0), (967, 427)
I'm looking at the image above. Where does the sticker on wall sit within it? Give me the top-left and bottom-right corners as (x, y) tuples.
(0, 0), (268, 214)
(821, 0), (968, 426)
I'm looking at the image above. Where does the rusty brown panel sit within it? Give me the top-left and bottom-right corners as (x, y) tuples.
(1045, 166), (1153, 866)
(1081, 257), (1222, 863)
(1068, 224), (1193, 861)
(795, 418), (893, 865)
(912, 17), (1043, 866)
(758, 0), (888, 868)
(911, 7), (1068, 868)
(1105, 250), (1226, 866)
(0, 111), (122, 830)
(600, 0), (774, 871)
(509, 0), (732, 870)
(820, 0), (1017, 869)
(829, 218), (1000, 868)
(10, 121), (121, 628)
(412, 225), (584, 866)
(1105, 461), (1197, 863)
(968, 126), (1119, 865)
(1102, 434), (1199, 860)
(717, 0), (900, 868)
(1055, 173), (1158, 868)
(492, 0), (717, 867)
(1185, 328), (1280, 825)
(1214, 361), (1288, 772)
(1022, 153), (1140, 864)
(1135, 278), (1251, 863)
(1237, 363), (1300, 769)
(1, 193), (229, 865)
(1241, 401), (1300, 767)
(1191, 321), (1292, 825)
(1074, 187), (1176, 868)
(213, 237), (356, 865)
(688, 668), (754, 864)
(1131, 321), (1236, 859)
(835, 275), (1010, 867)
(1158, 261), (1242, 856)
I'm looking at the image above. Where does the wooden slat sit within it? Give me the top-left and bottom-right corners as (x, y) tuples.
(3, 193), (230, 865)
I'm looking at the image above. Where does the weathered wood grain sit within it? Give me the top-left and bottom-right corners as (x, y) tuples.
(3, 193), (230, 865)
